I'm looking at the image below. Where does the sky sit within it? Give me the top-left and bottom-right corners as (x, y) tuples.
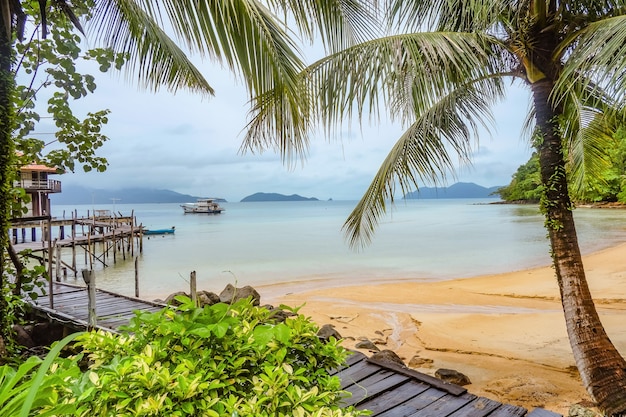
(32, 39), (535, 203)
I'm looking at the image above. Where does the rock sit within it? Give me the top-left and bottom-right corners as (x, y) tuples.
(219, 284), (261, 305)
(317, 324), (342, 341)
(12, 324), (35, 348)
(435, 368), (472, 386)
(371, 349), (405, 367)
(569, 404), (601, 417)
(264, 306), (296, 323)
(197, 290), (220, 306)
(164, 291), (188, 306)
(355, 339), (380, 351)
(30, 322), (64, 346)
(408, 355), (433, 368)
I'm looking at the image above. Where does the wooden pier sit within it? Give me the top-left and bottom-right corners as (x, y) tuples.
(10, 210), (144, 280)
(27, 280), (165, 331)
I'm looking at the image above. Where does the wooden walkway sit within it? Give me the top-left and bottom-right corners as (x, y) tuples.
(336, 351), (562, 417)
(27, 281), (166, 331)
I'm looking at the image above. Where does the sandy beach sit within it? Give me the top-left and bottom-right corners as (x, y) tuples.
(259, 242), (626, 415)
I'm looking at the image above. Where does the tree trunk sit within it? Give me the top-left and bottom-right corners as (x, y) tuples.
(531, 78), (626, 415)
(0, 11), (15, 347)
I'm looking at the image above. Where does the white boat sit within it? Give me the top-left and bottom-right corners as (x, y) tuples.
(181, 198), (225, 214)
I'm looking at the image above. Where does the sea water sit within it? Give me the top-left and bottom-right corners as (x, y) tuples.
(49, 199), (626, 300)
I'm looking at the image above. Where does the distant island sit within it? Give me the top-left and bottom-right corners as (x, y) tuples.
(404, 182), (502, 199)
(241, 193), (319, 202)
(50, 186), (209, 205)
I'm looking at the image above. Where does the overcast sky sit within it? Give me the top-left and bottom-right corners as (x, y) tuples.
(34, 48), (535, 203)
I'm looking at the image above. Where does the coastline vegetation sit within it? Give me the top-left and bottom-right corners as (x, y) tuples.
(498, 128), (626, 204)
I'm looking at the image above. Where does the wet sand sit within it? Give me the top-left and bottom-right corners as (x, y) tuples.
(259, 242), (626, 415)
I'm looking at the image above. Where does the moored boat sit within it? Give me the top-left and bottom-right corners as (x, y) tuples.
(144, 226), (175, 235)
(181, 198), (225, 214)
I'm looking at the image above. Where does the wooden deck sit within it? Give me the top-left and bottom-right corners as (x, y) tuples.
(27, 281), (166, 331)
(337, 351), (562, 417)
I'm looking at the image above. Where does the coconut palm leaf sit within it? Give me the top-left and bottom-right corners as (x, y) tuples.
(267, 0), (380, 51)
(89, 0), (214, 95)
(343, 76), (505, 247)
(244, 31), (510, 165)
(558, 15), (626, 108)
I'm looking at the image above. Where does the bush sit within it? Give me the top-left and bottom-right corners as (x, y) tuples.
(62, 297), (366, 417)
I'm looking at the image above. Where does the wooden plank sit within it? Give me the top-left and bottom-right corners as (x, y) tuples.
(527, 408), (562, 417)
(37, 291), (89, 304)
(375, 387), (447, 417)
(408, 393), (476, 417)
(447, 397), (503, 417)
(330, 351), (367, 375)
(357, 380), (431, 416)
(337, 361), (384, 389)
(486, 404), (528, 417)
(343, 372), (410, 406)
(367, 358), (467, 396)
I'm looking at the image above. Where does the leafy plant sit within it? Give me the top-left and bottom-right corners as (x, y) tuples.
(0, 332), (82, 417)
(67, 298), (366, 417)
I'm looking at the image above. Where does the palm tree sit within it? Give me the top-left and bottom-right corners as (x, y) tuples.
(0, 0), (363, 347)
(243, 1), (626, 414)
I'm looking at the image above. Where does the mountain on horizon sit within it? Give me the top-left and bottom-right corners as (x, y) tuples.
(404, 182), (502, 199)
(241, 192), (319, 202)
(49, 186), (205, 205)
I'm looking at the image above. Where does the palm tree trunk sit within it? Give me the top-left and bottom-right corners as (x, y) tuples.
(531, 78), (626, 415)
(0, 14), (14, 347)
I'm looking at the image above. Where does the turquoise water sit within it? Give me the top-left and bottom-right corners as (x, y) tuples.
(50, 199), (626, 300)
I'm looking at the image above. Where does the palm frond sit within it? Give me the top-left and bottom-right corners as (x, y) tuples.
(139, 0), (306, 99)
(558, 14), (626, 109)
(343, 77), (505, 247)
(384, 0), (515, 32)
(90, 0), (215, 95)
(267, 0), (381, 52)
(557, 80), (622, 196)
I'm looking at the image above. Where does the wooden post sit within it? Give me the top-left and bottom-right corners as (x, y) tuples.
(190, 271), (197, 307)
(47, 215), (53, 309)
(112, 226), (117, 263)
(71, 219), (76, 277)
(139, 226), (143, 253)
(54, 239), (61, 281)
(130, 210), (135, 256)
(134, 256), (139, 297)
(82, 269), (97, 330)
(121, 226), (126, 260)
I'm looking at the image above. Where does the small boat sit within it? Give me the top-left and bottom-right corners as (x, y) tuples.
(144, 226), (175, 235)
(181, 198), (225, 214)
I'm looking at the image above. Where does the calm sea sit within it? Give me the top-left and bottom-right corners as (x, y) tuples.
(50, 199), (626, 300)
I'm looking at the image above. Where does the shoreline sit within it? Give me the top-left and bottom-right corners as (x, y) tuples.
(258, 242), (626, 415)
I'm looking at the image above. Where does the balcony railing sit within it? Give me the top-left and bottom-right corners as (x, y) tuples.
(15, 179), (62, 193)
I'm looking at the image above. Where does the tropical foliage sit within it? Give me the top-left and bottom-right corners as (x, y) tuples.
(0, 2), (130, 351)
(496, 153), (543, 203)
(499, 128), (626, 203)
(241, 1), (626, 413)
(0, 299), (362, 417)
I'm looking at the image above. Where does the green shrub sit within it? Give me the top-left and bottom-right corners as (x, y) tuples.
(0, 333), (82, 417)
(65, 297), (366, 417)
